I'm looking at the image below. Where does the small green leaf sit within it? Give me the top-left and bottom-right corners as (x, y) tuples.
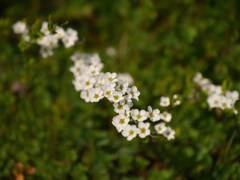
(48, 15), (53, 31)
(221, 79), (233, 93)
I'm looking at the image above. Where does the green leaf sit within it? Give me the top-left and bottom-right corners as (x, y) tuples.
(221, 79), (233, 93)
(48, 14), (53, 31)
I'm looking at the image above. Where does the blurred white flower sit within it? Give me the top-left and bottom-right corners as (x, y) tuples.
(117, 73), (134, 86)
(163, 127), (175, 140)
(12, 21), (27, 34)
(106, 47), (117, 57)
(160, 96), (170, 107)
(154, 123), (167, 134)
(146, 106), (161, 122)
(138, 122), (151, 138)
(122, 124), (139, 141)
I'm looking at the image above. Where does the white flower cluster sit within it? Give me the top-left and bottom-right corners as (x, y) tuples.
(193, 72), (239, 114)
(12, 20), (78, 58)
(70, 51), (177, 141)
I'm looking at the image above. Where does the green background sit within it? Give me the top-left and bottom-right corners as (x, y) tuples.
(1, 0), (240, 179)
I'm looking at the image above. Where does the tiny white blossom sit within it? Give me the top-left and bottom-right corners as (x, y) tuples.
(193, 72), (210, 86)
(127, 86), (140, 101)
(106, 47), (117, 57)
(62, 36), (75, 48)
(108, 91), (124, 103)
(154, 123), (167, 134)
(219, 96), (232, 110)
(131, 109), (147, 122)
(80, 89), (91, 102)
(112, 114), (130, 132)
(226, 90), (239, 104)
(117, 73), (134, 86)
(55, 27), (66, 39)
(146, 106), (161, 122)
(122, 124), (139, 141)
(113, 101), (130, 114)
(105, 72), (118, 83)
(89, 87), (104, 102)
(163, 127), (175, 140)
(160, 111), (172, 122)
(138, 122), (151, 138)
(39, 46), (53, 58)
(160, 96), (170, 107)
(12, 21), (27, 34)
(81, 77), (96, 90)
(40, 21), (50, 35)
(116, 80), (129, 94)
(207, 94), (221, 108)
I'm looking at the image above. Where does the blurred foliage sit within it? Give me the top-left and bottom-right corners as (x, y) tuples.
(1, 0), (240, 179)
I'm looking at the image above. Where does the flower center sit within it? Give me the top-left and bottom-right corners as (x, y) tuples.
(163, 114), (167, 118)
(94, 94), (99, 99)
(109, 78), (113, 82)
(106, 91), (111, 96)
(158, 127), (162, 131)
(86, 81), (90, 86)
(214, 100), (219, 104)
(119, 119), (125, 124)
(141, 128), (146, 134)
(117, 104), (123, 110)
(129, 130), (134, 135)
(149, 113), (154, 118)
(137, 114), (142, 119)
(114, 96), (119, 100)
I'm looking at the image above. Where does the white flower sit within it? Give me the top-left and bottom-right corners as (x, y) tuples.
(226, 90), (239, 104)
(40, 21), (50, 35)
(36, 36), (48, 46)
(173, 100), (181, 106)
(193, 72), (210, 86)
(138, 122), (151, 138)
(113, 101), (130, 114)
(112, 114), (130, 132)
(39, 46), (53, 58)
(160, 111), (172, 122)
(173, 94), (178, 99)
(108, 91), (124, 103)
(95, 74), (109, 88)
(219, 96), (232, 110)
(89, 87), (104, 102)
(122, 124), (139, 141)
(81, 76), (96, 90)
(117, 73), (134, 86)
(102, 85), (114, 98)
(207, 94), (221, 108)
(12, 21), (27, 34)
(105, 72), (118, 83)
(55, 27), (66, 39)
(72, 76), (85, 91)
(154, 123), (167, 134)
(116, 80), (129, 94)
(160, 96), (170, 107)
(209, 85), (222, 95)
(127, 86), (140, 101)
(65, 28), (78, 41)
(80, 89), (91, 102)
(106, 47), (117, 57)
(163, 127), (175, 141)
(62, 36), (75, 48)
(86, 65), (101, 76)
(22, 30), (30, 42)
(146, 106), (161, 122)
(131, 109), (147, 122)
(45, 34), (59, 48)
